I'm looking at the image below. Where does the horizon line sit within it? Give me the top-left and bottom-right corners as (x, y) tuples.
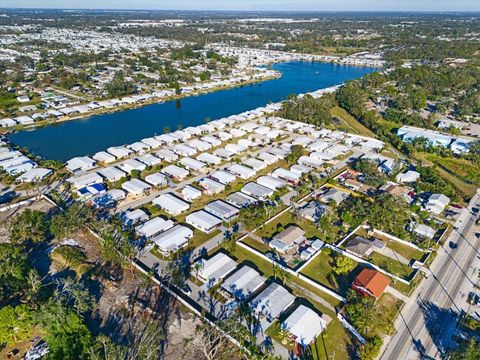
(1, 7), (480, 13)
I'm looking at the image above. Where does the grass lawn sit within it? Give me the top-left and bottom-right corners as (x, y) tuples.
(331, 106), (377, 138)
(369, 252), (415, 280)
(414, 152), (477, 201)
(300, 251), (366, 296)
(378, 292), (404, 326)
(240, 236), (271, 254)
(189, 229), (221, 249)
(424, 153), (480, 184)
(254, 209), (324, 240)
(384, 239), (425, 262)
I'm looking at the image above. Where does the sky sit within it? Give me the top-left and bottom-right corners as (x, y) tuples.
(1, 0), (479, 12)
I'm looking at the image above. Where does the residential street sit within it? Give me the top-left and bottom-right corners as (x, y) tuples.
(381, 190), (480, 360)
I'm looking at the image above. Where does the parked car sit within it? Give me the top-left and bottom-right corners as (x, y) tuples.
(449, 241), (458, 249)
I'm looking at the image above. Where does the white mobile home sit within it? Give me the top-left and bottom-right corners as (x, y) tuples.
(241, 182), (274, 200)
(228, 164), (256, 180)
(135, 217), (174, 238)
(121, 179), (151, 195)
(153, 193), (190, 215)
(186, 210), (222, 233)
(205, 200), (239, 221)
(152, 225), (193, 255)
(97, 166), (127, 182)
(161, 165), (189, 180)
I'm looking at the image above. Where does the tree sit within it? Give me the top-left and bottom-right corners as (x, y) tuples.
(10, 209), (48, 243)
(286, 145), (304, 164)
(35, 299), (94, 359)
(105, 71), (136, 98)
(0, 243), (30, 303)
(450, 339), (480, 360)
(330, 253), (354, 275)
(0, 305), (34, 345)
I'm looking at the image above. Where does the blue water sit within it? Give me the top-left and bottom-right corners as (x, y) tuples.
(9, 61), (376, 161)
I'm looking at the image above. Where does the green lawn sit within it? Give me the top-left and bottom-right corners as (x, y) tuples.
(240, 236), (271, 254)
(255, 209), (323, 240)
(189, 229), (221, 249)
(300, 251), (366, 296)
(331, 106), (377, 138)
(369, 252), (415, 280)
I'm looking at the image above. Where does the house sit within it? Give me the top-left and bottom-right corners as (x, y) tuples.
(241, 182), (274, 200)
(396, 170), (420, 183)
(298, 156), (324, 169)
(141, 137), (162, 149)
(91, 189), (126, 208)
(197, 152), (222, 165)
(14, 115), (34, 125)
(66, 156), (96, 172)
(249, 283), (295, 322)
(137, 154), (162, 167)
(256, 175), (287, 191)
(213, 148), (235, 160)
(352, 269), (390, 299)
(152, 225), (193, 255)
(76, 183), (106, 199)
(205, 200), (239, 221)
(298, 201), (328, 222)
(127, 141), (150, 154)
(93, 151), (116, 164)
(155, 149), (178, 162)
(119, 159), (146, 173)
(97, 166), (127, 182)
(226, 192), (257, 208)
(319, 188), (349, 205)
(179, 186), (200, 202)
(269, 226), (306, 253)
(281, 305), (328, 346)
(290, 164), (312, 176)
(195, 252), (237, 285)
(413, 223), (436, 240)
(425, 193), (450, 214)
(344, 236), (384, 258)
(121, 179), (151, 195)
(153, 193), (190, 215)
(210, 170), (236, 185)
(107, 146), (132, 159)
(244, 158), (267, 171)
(188, 139), (212, 152)
(161, 165), (189, 180)
(201, 136), (222, 147)
(135, 217), (175, 238)
(122, 209), (149, 227)
(221, 265), (266, 300)
(228, 164), (256, 180)
(257, 152), (278, 165)
(186, 210), (222, 233)
(225, 143), (246, 155)
(180, 157), (207, 172)
(198, 177), (225, 195)
(173, 144), (197, 157)
(144, 172), (168, 187)
(16, 168), (52, 183)
(68, 172), (103, 189)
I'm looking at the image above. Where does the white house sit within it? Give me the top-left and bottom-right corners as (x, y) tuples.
(195, 253), (237, 285)
(249, 283), (295, 321)
(197, 152), (222, 165)
(161, 164), (189, 180)
(396, 170), (420, 183)
(244, 158), (267, 171)
(119, 159), (146, 173)
(144, 172), (168, 187)
(93, 151), (116, 164)
(186, 210), (222, 233)
(16, 168), (52, 183)
(205, 200), (239, 221)
(256, 175), (287, 191)
(281, 305), (328, 345)
(180, 157), (207, 172)
(66, 156), (96, 172)
(181, 185), (203, 201)
(107, 146), (132, 159)
(241, 182), (274, 200)
(68, 172), (103, 189)
(228, 164), (256, 180)
(425, 193), (450, 214)
(211, 170), (236, 185)
(153, 193), (190, 215)
(135, 217), (175, 238)
(121, 179), (151, 195)
(152, 225), (193, 255)
(198, 177), (225, 195)
(97, 166), (127, 182)
(221, 266), (266, 300)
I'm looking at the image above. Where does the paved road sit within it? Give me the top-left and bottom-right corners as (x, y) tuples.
(381, 190), (480, 360)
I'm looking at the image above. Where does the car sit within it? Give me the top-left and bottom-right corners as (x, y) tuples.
(451, 204), (462, 209)
(180, 285), (191, 296)
(472, 207), (479, 213)
(449, 241), (458, 249)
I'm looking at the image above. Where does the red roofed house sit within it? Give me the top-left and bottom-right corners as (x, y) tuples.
(352, 269), (390, 299)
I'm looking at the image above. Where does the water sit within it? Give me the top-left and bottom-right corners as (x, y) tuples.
(9, 61), (376, 161)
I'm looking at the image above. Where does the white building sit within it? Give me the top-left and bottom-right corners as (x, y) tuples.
(152, 225), (193, 255)
(66, 156), (96, 172)
(121, 179), (151, 195)
(205, 200), (239, 221)
(180, 157), (207, 172)
(97, 166), (126, 182)
(228, 164), (256, 180)
(68, 172), (103, 189)
(119, 159), (146, 173)
(221, 266), (266, 300)
(161, 164), (189, 180)
(181, 185), (202, 201)
(249, 282), (295, 322)
(93, 151), (116, 164)
(256, 175), (287, 191)
(144, 172), (168, 187)
(186, 210), (222, 233)
(198, 177), (225, 195)
(16, 168), (52, 182)
(211, 170), (236, 185)
(281, 305), (327, 345)
(107, 146), (132, 159)
(135, 217), (175, 238)
(241, 182), (274, 200)
(153, 193), (190, 215)
(195, 253), (237, 285)
(425, 193), (450, 215)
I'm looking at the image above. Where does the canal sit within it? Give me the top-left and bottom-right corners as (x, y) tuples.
(9, 61), (377, 161)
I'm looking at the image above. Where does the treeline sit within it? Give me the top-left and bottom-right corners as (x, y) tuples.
(278, 93), (335, 126)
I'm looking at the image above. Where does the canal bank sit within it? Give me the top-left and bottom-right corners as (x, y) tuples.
(9, 61), (377, 161)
